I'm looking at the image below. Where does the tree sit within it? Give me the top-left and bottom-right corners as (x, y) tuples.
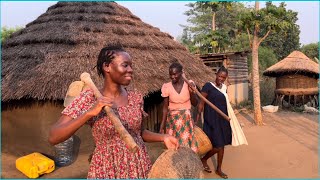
(260, 2), (300, 60)
(181, 2), (247, 53)
(177, 28), (198, 53)
(300, 42), (319, 62)
(237, 1), (293, 125)
(196, 1), (232, 31)
(1, 26), (22, 43)
(247, 47), (278, 105)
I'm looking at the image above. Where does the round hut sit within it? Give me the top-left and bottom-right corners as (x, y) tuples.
(1, 2), (215, 178)
(263, 51), (319, 108)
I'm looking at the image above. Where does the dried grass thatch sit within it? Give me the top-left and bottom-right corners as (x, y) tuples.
(148, 147), (204, 178)
(263, 51), (319, 78)
(2, 2), (214, 102)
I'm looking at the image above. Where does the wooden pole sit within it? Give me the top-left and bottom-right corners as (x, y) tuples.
(182, 74), (230, 121)
(80, 72), (138, 152)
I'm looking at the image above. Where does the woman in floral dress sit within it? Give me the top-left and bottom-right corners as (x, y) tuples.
(159, 62), (198, 153)
(49, 45), (179, 179)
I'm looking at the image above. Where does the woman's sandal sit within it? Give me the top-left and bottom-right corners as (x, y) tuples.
(215, 170), (228, 179)
(203, 166), (212, 173)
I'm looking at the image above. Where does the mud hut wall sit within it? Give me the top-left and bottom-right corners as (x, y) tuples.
(276, 74), (318, 89)
(1, 103), (94, 157)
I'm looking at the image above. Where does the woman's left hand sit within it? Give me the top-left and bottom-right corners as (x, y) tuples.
(163, 135), (179, 150)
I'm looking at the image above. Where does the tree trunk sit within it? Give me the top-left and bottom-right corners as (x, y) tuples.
(212, 12), (216, 31)
(252, 1), (264, 125)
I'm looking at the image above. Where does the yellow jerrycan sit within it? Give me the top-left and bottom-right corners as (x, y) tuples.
(16, 152), (55, 178)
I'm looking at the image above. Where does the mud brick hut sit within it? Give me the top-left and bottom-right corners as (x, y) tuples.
(263, 51), (319, 108)
(198, 51), (250, 105)
(1, 2), (215, 160)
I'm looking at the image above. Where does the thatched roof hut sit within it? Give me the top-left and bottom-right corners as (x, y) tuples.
(1, 3), (215, 177)
(263, 51), (319, 78)
(2, 2), (214, 103)
(263, 51), (319, 108)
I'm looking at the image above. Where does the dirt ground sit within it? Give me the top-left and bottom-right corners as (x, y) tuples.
(1, 110), (319, 178)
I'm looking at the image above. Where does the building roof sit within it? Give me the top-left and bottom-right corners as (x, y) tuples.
(2, 2), (215, 102)
(263, 51), (319, 78)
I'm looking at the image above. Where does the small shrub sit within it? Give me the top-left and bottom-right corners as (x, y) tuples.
(235, 100), (253, 110)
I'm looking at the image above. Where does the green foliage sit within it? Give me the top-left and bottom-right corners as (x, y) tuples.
(232, 33), (250, 52)
(257, 46), (278, 72)
(196, 1), (234, 30)
(259, 77), (276, 106)
(247, 46), (278, 73)
(235, 99), (253, 110)
(260, 2), (300, 60)
(177, 28), (198, 53)
(180, 1), (300, 58)
(300, 42), (319, 62)
(1, 26), (22, 43)
(247, 76), (276, 106)
(237, 2), (298, 42)
(181, 2), (246, 53)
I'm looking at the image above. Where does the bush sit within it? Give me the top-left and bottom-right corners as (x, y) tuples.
(1, 26), (22, 43)
(260, 77), (276, 106)
(300, 42), (319, 62)
(235, 99), (253, 110)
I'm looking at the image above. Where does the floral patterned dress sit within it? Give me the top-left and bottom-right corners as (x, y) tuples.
(62, 89), (152, 179)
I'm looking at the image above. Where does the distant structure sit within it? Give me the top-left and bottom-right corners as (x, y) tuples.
(198, 51), (250, 105)
(263, 51), (319, 108)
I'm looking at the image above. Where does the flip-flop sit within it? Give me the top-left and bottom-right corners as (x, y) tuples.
(215, 170), (228, 179)
(203, 166), (212, 173)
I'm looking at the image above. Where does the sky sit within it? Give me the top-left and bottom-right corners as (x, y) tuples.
(1, 1), (319, 46)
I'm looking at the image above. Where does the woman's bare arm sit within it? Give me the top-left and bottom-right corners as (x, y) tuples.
(159, 97), (169, 133)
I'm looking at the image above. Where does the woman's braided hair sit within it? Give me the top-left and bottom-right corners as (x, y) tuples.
(96, 45), (126, 77)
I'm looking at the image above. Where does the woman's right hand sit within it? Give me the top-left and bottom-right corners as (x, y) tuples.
(163, 135), (179, 150)
(87, 96), (113, 117)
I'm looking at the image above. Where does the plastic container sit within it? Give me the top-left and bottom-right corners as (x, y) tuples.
(54, 136), (74, 167)
(15, 152), (55, 178)
(262, 105), (279, 113)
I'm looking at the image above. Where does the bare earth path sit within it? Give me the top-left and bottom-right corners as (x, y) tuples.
(1, 110), (318, 178)
(204, 110), (318, 179)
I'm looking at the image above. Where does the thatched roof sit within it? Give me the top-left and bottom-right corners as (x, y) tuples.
(2, 2), (215, 102)
(263, 51), (319, 78)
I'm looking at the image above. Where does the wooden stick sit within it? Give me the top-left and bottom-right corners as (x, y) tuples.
(182, 74), (230, 121)
(80, 72), (138, 152)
